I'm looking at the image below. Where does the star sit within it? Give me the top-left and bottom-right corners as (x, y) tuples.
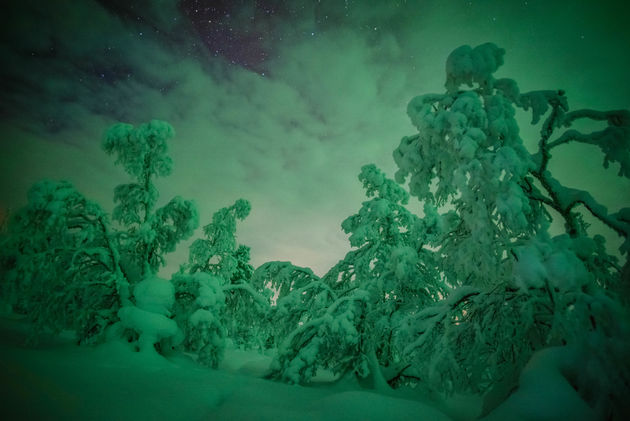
(180, 0), (273, 73)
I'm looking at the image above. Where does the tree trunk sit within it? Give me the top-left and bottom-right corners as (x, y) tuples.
(355, 346), (391, 392)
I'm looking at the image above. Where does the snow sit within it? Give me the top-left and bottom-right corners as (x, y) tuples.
(480, 347), (595, 421)
(512, 235), (590, 290)
(117, 275), (180, 352)
(133, 276), (175, 315)
(445, 43), (505, 93)
(513, 243), (548, 289)
(189, 308), (215, 325)
(0, 316), (456, 421)
(194, 273), (225, 308)
(118, 306), (179, 353)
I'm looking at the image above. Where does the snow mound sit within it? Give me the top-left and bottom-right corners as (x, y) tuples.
(481, 347), (595, 421)
(133, 275), (175, 315)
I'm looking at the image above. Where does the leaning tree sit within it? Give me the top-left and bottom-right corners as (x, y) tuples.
(393, 43), (629, 417)
(0, 120), (200, 352)
(0, 180), (127, 344)
(269, 164), (445, 390)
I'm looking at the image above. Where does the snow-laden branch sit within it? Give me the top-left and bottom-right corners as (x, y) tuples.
(223, 283), (269, 308)
(402, 286), (480, 355)
(546, 123), (630, 178)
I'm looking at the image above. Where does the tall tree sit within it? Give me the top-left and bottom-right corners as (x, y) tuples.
(394, 43), (629, 416)
(101, 120), (198, 354)
(103, 120), (198, 281)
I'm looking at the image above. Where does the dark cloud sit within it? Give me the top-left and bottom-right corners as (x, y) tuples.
(0, 0), (200, 135)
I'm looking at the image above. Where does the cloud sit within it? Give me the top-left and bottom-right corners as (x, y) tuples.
(1, 0), (629, 275)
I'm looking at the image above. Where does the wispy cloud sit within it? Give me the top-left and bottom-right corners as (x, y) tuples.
(1, 0), (629, 274)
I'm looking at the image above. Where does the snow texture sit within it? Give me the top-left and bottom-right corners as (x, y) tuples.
(445, 43), (505, 93)
(481, 347), (595, 421)
(118, 276), (178, 353)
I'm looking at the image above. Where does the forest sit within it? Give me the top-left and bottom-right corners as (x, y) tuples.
(1, 43), (629, 420)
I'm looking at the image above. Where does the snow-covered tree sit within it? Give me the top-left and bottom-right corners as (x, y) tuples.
(172, 272), (226, 367)
(394, 42), (628, 289)
(178, 199), (268, 359)
(101, 120), (198, 354)
(1, 119), (199, 352)
(395, 43), (630, 413)
(0, 180), (129, 344)
(1, 120), (207, 358)
(102, 120), (198, 282)
(251, 261), (331, 349)
(188, 199), (251, 278)
(270, 165), (445, 389)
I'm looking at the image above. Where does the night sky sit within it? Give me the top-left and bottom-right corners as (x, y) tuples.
(1, 0), (629, 275)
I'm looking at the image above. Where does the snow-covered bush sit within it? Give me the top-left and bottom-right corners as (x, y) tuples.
(172, 272), (226, 367)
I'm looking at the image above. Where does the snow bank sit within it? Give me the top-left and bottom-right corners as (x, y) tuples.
(0, 317), (454, 421)
(481, 347), (595, 421)
(208, 388), (452, 421)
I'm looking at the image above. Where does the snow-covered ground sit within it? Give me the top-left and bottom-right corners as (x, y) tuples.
(0, 316), (471, 420)
(1, 315), (602, 421)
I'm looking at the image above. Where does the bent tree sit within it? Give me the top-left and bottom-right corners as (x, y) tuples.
(1, 120), (199, 350)
(270, 164), (445, 390)
(0, 180), (126, 344)
(393, 43), (629, 416)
